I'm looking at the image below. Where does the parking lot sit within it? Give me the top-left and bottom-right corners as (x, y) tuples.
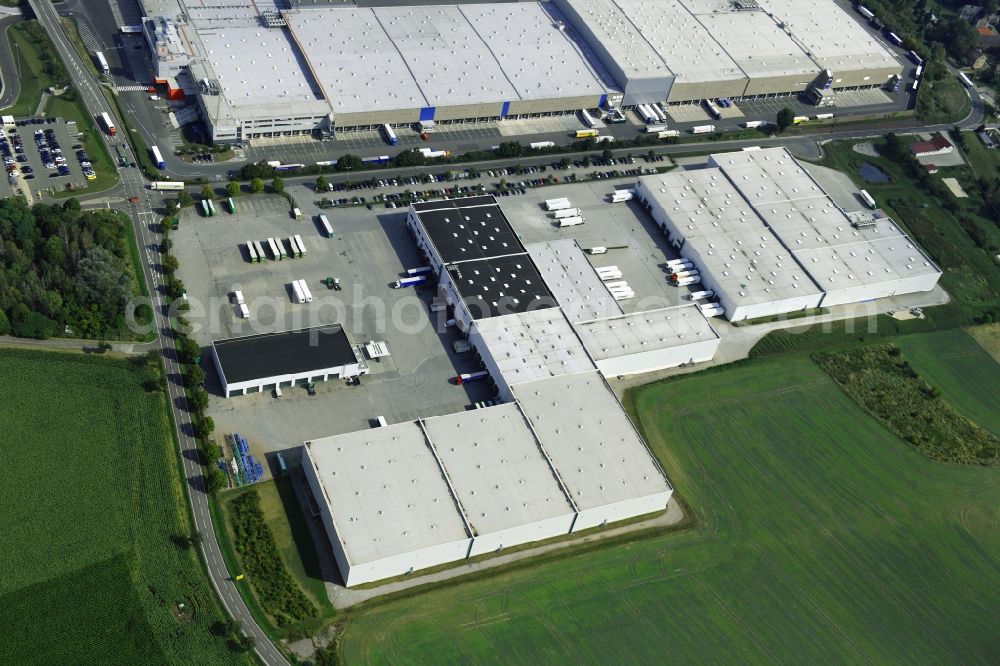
(1, 117), (91, 197)
(172, 189), (495, 454)
(496, 180), (691, 315)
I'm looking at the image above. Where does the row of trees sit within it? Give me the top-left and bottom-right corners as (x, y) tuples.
(0, 198), (143, 339)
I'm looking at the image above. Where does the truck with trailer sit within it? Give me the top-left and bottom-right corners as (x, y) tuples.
(544, 198), (571, 211)
(691, 125), (715, 134)
(381, 124), (398, 146)
(703, 99), (722, 120)
(94, 51), (110, 75)
(558, 216), (585, 228)
(246, 241), (258, 263)
(909, 51), (923, 66)
(857, 5), (874, 20)
(318, 214), (334, 237)
(100, 112), (116, 136)
(529, 141), (555, 149)
(658, 130), (680, 139)
(957, 71), (974, 88)
(151, 145), (166, 169)
(575, 129), (599, 139)
(611, 189), (634, 203)
(859, 189), (877, 209)
(294, 234), (307, 257)
(233, 290), (246, 306)
(643, 125), (667, 133)
(594, 136), (615, 144)
(455, 370), (489, 385)
(393, 275), (428, 288)
(419, 148), (451, 159)
(743, 120), (765, 129)
(406, 266), (433, 276)
(887, 32), (903, 46)
(150, 181), (184, 191)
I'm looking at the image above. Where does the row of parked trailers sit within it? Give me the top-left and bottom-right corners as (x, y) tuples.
(595, 265), (635, 301)
(636, 103), (669, 125)
(663, 259), (725, 317)
(291, 279), (314, 304)
(245, 235), (307, 263)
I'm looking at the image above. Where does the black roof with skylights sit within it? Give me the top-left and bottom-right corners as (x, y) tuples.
(411, 196), (524, 264)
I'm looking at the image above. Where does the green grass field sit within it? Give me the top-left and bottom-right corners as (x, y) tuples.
(339, 350), (1000, 664)
(0, 349), (252, 666)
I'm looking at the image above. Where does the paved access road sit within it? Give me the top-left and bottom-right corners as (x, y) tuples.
(26, 1), (290, 664)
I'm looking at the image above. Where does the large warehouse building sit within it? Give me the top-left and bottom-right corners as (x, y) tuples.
(303, 371), (671, 586)
(138, 0), (901, 142)
(634, 147), (941, 321)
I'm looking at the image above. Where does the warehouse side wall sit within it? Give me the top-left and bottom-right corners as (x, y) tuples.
(592, 337), (720, 376)
(467, 513), (576, 557)
(302, 447), (354, 585)
(571, 491), (673, 532)
(818, 272), (941, 309)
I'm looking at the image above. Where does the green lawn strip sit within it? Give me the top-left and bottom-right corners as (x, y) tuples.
(2, 22), (49, 116)
(895, 329), (1000, 437)
(339, 354), (1000, 664)
(0, 348), (251, 665)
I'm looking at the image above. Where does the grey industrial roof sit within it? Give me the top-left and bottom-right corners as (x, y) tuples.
(212, 325), (356, 385)
(196, 25), (324, 108)
(305, 422), (470, 564)
(574, 305), (718, 361)
(526, 240), (623, 323)
(692, 9), (820, 80)
(760, 0), (899, 72)
(557, 0), (672, 80)
(412, 197), (525, 264)
(471, 307), (596, 384)
(422, 403), (576, 535)
(447, 256), (555, 319)
(283, 5), (604, 115)
(514, 372), (670, 510)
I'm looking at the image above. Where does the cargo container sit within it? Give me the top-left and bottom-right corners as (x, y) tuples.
(552, 208), (582, 219)
(529, 141), (555, 149)
(288, 235), (302, 258)
(858, 5), (874, 20)
(575, 129), (599, 138)
(151, 145), (166, 169)
(291, 280), (306, 304)
(227, 197), (237, 213)
(544, 198), (571, 211)
(691, 125), (716, 134)
(643, 125), (667, 133)
(743, 120), (765, 128)
(318, 214), (334, 237)
(94, 51), (110, 75)
(859, 189), (877, 209)
(406, 266), (433, 276)
(246, 241), (258, 263)
(558, 216), (585, 227)
(393, 275), (428, 288)
(150, 181), (184, 191)
(267, 237), (281, 261)
(298, 279), (313, 303)
(294, 234), (307, 257)
(253, 240), (267, 262)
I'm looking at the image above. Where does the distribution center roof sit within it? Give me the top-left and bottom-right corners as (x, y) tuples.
(472, 307), (596, 384)
(574, 305), (718, 362)
(526, 240), (623, 323)
(413, 196), (525, 264)
(213, 325), (357, 385)
(514, 372), (669, 510)
(447, 256), (555, 319)
(422, 403), (577, 535)
(304, 422), (470, 565)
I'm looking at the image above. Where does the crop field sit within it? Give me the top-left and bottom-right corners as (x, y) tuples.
(967, 323), (1000, 364)
(896, 328), (1000, 437)
(0, 349), (251, 666)
(340, 354), (1000, 664)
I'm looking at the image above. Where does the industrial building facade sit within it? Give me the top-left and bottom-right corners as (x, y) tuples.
(137, 0), (901, 142)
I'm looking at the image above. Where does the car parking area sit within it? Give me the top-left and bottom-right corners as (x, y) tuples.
(1, 117), (90, 195)
(172, 189), (495, 450)
(496, 180), (691, 315)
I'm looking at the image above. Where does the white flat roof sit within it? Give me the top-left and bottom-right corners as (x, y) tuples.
(693, 10), (819, 80)
(458, 3), (606, 100)
(759, 0), (899, 72)
(527, 240), (623, 323)
(514, 372), (670, 510)
(197, 25), (323, 108)
(305, 423), (469, 565)
(558, 0), (672, 80)
(575, 305), (718, 361)
(711, 147), (825, 205)
(472, 307), (596, 385)
(422, 404), (576, 535)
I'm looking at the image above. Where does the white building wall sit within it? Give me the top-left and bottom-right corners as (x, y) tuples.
(215, 349), (363, 397)
(302, 448), (354, 585)
(818, 272), (942, 309)
(467, 513), (576, 557)
(571, 491), (673, 532)
(343, 538), (473, 587)
(407, 208), (446, 274)
(467, 321), (515, 402)
(593, 337), (720, 376)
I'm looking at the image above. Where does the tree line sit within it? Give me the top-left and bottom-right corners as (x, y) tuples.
(0, 198), (145, 339)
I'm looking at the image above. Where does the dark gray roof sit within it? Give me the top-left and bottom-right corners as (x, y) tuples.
(413, 196), (524, 264)
(446, 256), (556, 319)
(213, 325), (356, 385)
